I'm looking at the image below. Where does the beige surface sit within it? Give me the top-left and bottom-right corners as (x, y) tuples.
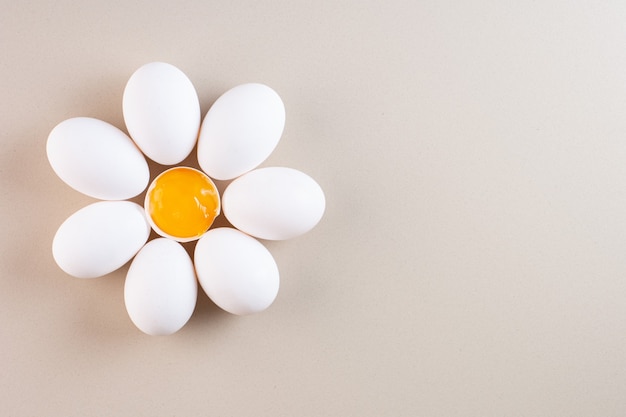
(2, 1), (626, 415)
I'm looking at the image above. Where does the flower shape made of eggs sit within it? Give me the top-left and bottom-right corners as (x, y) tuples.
(47, 62), (325, 336)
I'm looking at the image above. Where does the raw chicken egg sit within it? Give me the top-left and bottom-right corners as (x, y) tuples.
(123, 62), (200, 165)
(222, 167), (325, 240)
(194, 227), (279, 315)
(197, 83), (285, 180)
(125, 238), (197, 335)
(144, 167), (220, 242)
(53, 201), (150, 278)
(47, 117), (149, 200)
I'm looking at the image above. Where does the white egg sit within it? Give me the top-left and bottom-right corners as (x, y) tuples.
(194, 228), (279, 315)
(222, 167), (325, 240)
(124, 238), (197, 336)
(53, 201), (150, 278)
(47, 117), (150, 200)
(197, 83), (285, 180)
(123, 62), (200, 165)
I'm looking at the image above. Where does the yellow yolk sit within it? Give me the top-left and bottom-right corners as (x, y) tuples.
(146, 167), (220, 240)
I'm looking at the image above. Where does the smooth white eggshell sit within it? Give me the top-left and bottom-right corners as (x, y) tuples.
(197, 83), (285, 180)
(124, 238), (198, 336)
(52, 201), (150, 278)
(123, 62), (200, 165)
(222, 167), (325, 240)
(194, 228), (279, 315)
(47, 117), (150, 200)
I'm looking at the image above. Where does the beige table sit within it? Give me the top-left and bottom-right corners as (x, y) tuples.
(2, 1), (626, 415)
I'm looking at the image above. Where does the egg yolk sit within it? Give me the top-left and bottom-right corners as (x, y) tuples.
(146, 167), (220, 240)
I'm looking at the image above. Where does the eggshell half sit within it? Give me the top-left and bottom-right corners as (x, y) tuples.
(52, 201), (150, 278)
(197, 83), (285, 180)
(194, 228), (279, 315)
(123, 62), (200, 165)
(124, 238), (198, 336)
